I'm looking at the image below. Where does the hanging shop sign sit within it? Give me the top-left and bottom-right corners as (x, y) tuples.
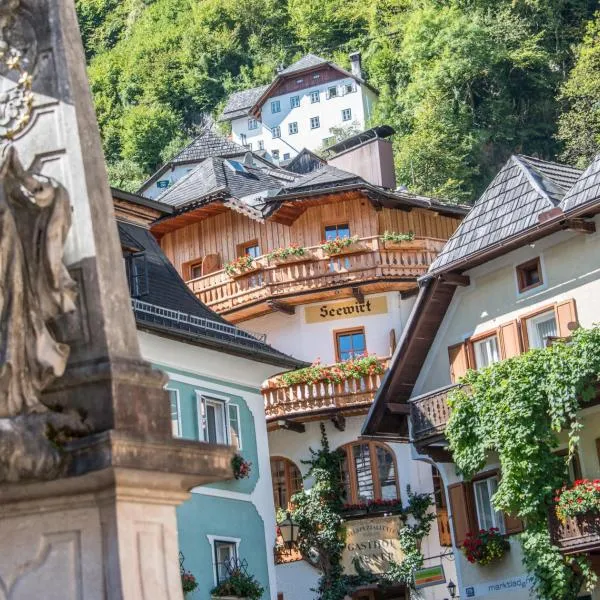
(463, 574), (535, 598)
(414, 564), (446, 589)
(305, 296), (388, 324)
(341, 516), (404, 575)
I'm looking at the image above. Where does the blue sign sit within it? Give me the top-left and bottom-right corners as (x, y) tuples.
(157, 180), (170, 189)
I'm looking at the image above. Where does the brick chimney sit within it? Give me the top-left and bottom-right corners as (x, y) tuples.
(349, 52), (362, 79)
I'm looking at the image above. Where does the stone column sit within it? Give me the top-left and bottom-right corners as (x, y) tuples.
(0, 1), (234, 598)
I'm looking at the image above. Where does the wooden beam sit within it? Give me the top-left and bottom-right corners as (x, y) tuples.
(565, 218), (596, 234)
(267, 300), (296, 315)
(276, 419), (305, 433)
(439, 272), (470, 287)
(386, 403), (410, 415)
(330, 414), (346, 432)
(416, 445), (453, 463)
(351, 286), (364, 304)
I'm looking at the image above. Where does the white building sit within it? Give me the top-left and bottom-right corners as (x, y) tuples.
(219, 53), (378, 164)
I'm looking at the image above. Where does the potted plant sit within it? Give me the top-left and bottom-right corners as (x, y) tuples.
(380, 230), (417, 250)
(462, 528), (510, 566)
(180, 553), (199, 597)
(555, 478), (600, 522)
(224, 255), (262, 278)
(231, 453), (252, 480)
(210, 569), (264, 600)
(266, 244), (313, 265)
(319, 235), (366, 257)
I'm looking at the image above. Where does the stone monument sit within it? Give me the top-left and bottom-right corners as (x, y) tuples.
(0, 1), (233, 598)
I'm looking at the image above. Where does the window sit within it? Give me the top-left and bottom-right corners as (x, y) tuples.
(189, 260), (203, 280)
(240, 240), (260, 258)
(288, 122), (298, 135)
(342, 108), (352, 121)
(310, 116), (321, 129)
(327, 86), (338, 99)
(214, 541), (237, 584)
(283, 153), (290, 160)
(258, 140), (264, 150)
(199, 396), (228, 444)
(473, 476), (504, 532)
(344, 82), (356, 94)
(341, 442), (399, 504)
(228, 404), (242, 450)
(325, 223), (350, 240)
(271, 457), (303, 509)
(271, 100), (281, 113)
(516, 258), (542, 293)
(473, 335), (500, 369)
(290, 95), (300, 108)
(248, 118), (258, 130)
(167, 388), (181, 437)
(310, 91), (320, 103)
(272, 149), (280, 160)
(240, 133), (247, 145)
(556, 448), (582, 484)
(125, 252), (149, 298)
(295, 78), (304, 84)
(272, 126), (281, 138)
(335, 328), (366, 361)
(525, 310), (558, 349)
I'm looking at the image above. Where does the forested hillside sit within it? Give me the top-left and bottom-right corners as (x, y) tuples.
(77, 0), (600, 201)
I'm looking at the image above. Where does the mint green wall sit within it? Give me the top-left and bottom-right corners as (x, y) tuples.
(177, 495), (271, 600)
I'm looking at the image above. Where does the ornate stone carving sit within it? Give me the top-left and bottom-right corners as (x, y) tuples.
(0, 146), (86, 481)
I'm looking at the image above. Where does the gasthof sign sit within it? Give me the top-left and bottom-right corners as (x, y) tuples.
(305, 296), (388, 324)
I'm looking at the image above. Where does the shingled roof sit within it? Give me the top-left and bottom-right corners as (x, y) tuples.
(279, 53), (328, 75)
(282, 164), (361, 192)
(171, 128), (246, 164)
(221, 84), (270, 120)
(118, 219), (303, 368)
(428, 155), (583, 274)
(560, 154), (600, 213)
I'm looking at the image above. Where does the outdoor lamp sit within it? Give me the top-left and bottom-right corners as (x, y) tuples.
(447, 580), (457, 598)
(278, 512), (299, 549)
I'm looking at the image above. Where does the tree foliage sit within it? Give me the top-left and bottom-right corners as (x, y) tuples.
(446, 327), (600, 599)
(77, 0), (596, 198)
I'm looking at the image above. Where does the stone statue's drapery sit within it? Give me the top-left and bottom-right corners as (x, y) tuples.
(0, 147), (76, 417)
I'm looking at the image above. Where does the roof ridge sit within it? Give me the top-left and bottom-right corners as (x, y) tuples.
(511, 155), (563, 206)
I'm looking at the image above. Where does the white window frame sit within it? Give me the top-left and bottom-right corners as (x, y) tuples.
(310, 116), (320, 129)
(526, 310), (558, 349)
(310, 90), (320, 104)
(288, 122), (298, 135)
(228, 402), (242, 450)
(207, 535), (241, 587)
(473, 335), (500, 369)
(342, 108), (352, 121)
(344, 82), (356, 94)
(248, 118), (258, 130)
(272, 126), (281, 139)
(290, 95), (300, 108)
(197, 393), (229, 445)
(272, 149), (280, 160)
(473, 476), (504, 533)
(166, 387), (182, 438)
(327, 86), (338, 99)
(271, 100), (281, 113)
(258, 140), (264, 150)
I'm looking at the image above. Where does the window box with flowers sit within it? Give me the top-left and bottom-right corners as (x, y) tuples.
(319, 235), (367, 257)
(224, 255), (263, 278)
(341, 498), (404, 518)
(462, 528), (510, 566)
(380, 231), (417, 250)
(210, 568), (264, 600)
(266, 244), (313, 265)
(555, 479), (600, 522)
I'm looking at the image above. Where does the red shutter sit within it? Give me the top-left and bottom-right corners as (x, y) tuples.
(448, 343), (469, 383)
(499, 321), (521, 359)
(556, 299), (578, 337)
(447, 482), (476, 546)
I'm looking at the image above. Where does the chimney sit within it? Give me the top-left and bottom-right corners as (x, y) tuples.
(349, 52), (362, 79)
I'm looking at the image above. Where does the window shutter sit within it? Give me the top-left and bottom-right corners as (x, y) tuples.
(447, 482), (476, 546)
(503, 512), (525, 535)
(499, 321), (521, 359)
(556, 299), (578, 337)
(448, 343), (469, 383)
(202, 253), (221, 276)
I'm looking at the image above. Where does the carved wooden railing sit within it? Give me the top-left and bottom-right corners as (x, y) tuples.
(410, 384), (459, 443)
(436, 508), (452, 547)
(186, 236), (447, 315)
(549, 509), (600, 555)
(262, 358), (390, 420)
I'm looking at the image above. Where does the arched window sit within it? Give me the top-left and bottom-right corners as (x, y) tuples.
(340, 442), (399, 504)
(270, 457), (303, 510)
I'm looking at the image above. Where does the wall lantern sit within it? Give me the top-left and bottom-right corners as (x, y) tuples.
(447, 580), (457, 598)
(278, 512), (299, 549)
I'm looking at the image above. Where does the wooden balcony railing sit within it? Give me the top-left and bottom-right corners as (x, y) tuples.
(410, 384), (459, 443)
(186, 236), (447, 316)
(549, 509), (600, 555)
(262, 358), (389, 421)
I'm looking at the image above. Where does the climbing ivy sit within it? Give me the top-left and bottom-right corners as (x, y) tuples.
(446, 326), (600, 599)
(291, 424), (436, 599)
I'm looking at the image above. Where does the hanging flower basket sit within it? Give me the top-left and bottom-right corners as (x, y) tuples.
(224, 256), (263, 278)
(231, 453), (252, 479)
(267, 244), (314, 265)
(319, 235), (367, 257)
(462, 528), (510, 566)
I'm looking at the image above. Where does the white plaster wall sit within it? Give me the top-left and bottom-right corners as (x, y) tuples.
(275, 561), (320, 600)
(251, 292), (415, 366)
(413, 216), (600, 397)
(268, 417), (458, 600)
(231, 79), (372, 161)
(142, 164), (198, 199)
(137, 331), (282, 600)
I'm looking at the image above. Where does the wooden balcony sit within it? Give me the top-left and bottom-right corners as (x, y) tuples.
(262, 358), (389, 425)
(549, 510), (600, 555)
(186, 236), (447, 322)
(410, 384), (458, 444)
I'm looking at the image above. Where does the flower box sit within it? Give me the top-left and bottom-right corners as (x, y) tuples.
(319, 236), (369, 258)
(269, 251), (315, 266)
(382, 239), (422, 251)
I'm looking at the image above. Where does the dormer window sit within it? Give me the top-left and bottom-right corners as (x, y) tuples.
(124, 251), (149, 298)
(516, 257), (542, 293)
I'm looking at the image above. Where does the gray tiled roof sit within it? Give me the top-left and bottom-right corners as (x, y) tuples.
(221, 84), (269, 120)
(171, 128), (246, 163)
(429, 155), (579, 272)
(282, 164), (360, 192)
(279, 54), (329, 75)
(560, 155), (600, 213)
